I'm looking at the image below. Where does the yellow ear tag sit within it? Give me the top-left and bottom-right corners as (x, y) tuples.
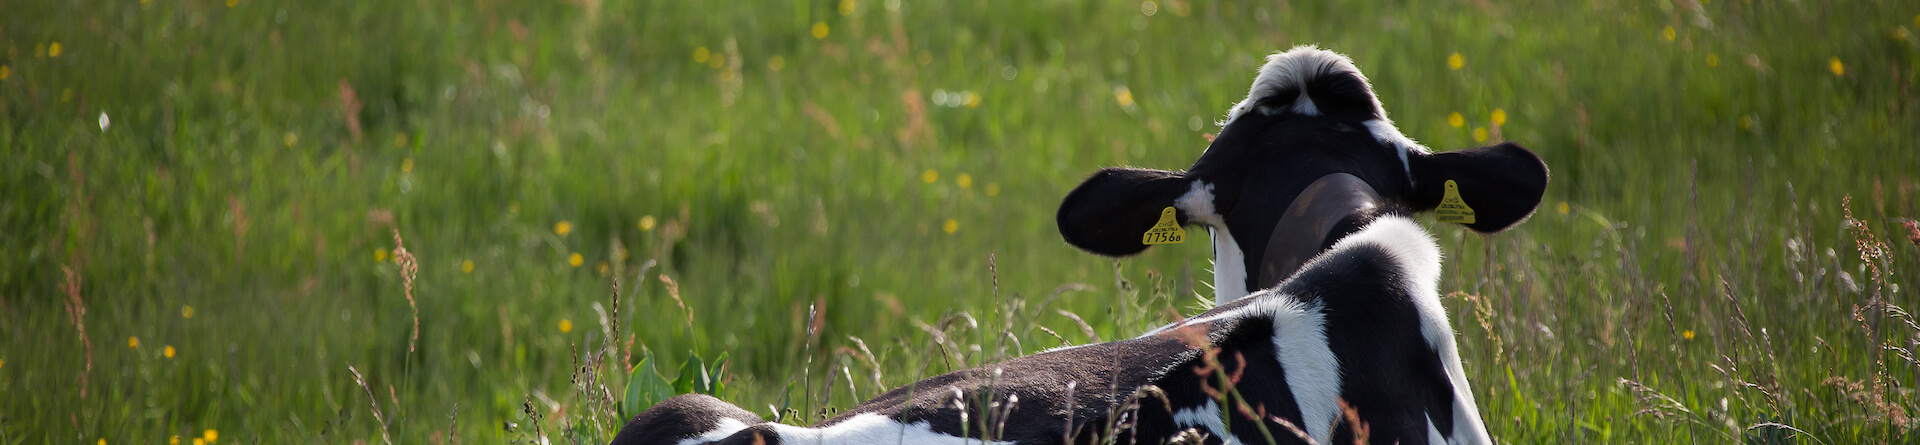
(1435, 180), (1477, 224)
(1142, 207), (1187, 245)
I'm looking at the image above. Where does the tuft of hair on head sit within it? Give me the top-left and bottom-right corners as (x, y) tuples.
(1221, 45), (1387, 125)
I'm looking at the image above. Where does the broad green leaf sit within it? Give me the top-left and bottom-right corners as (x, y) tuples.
(708, 352), (730, 395)
(673, 353), (707, 395)
(622, 352), (676, 416)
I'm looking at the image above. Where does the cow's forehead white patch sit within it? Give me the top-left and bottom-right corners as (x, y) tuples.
(1220, 45), (1386, 126)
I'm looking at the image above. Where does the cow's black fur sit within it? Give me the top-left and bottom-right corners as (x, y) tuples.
(616, 216), (1463, 444)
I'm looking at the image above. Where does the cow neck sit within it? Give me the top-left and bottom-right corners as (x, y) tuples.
(1254, 173), (1384, 289)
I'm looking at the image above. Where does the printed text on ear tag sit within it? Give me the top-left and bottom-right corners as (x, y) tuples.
(1436, 180), (1477, 224)
(1142, 207), (1186, 245)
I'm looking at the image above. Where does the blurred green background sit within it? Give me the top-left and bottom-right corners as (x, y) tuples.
(4, 0), (1918, 443)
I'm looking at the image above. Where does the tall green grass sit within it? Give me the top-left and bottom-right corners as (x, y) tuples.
(3, 0), (1916, 443)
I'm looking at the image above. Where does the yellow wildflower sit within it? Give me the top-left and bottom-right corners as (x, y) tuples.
(812, 22), (830, 39)
(128, 336), (139, 349)
(694, 47), (710, 64)
(838, 0), (856, 15)
(461, 260), (475, 273)
(1447, 112), (1465, 128)
(1706, 53), (1719, 67)
(97, 439), (105, 445)
(283, 132), (298, 147)
(1682, 330), (1695, 340)
(1662, 26), (1676, 42)
(182, 305), (195, 319)
(1114, 86), (1135, 108)
(171, 436), (180, 445)
(49, 42), (63, 58)
(1446, 53), (1464, 70)
(194, 439), (205, 445)
(559, 319), (574, 333)
(1, 65), (10, 80)
(1556, 201), (1570, 216)
(1739, 115), (1754, 130)
(164, 345), (176, 359)
(639, 215), (657, 231)
(226, 0), (237, 7)
(393, 134), (408, 148)
(596, 261), (610, 276)
(554, 221), (572, 237)
(1471, 127), (1488, 143)
(1490, 109), (1507, 126)
(956, 173), (973, 188)
(400, 158), (414, 173)
(568, 253), (584, 267)
(962, 91), (981, 108)
(942, 219), (959, 234)
(984, 183), (1000, 197)
(203, 429), (218, 443)
(1829, 57), (1844, 76)
(922, 169), (939, 184)
(768, 55), (786, 72)
(375, 248), (389, 263)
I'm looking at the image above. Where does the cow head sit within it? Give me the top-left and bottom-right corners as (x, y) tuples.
(1058, 46), (1549, 304)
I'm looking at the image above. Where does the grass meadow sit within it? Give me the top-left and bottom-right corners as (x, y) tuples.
(4, 0), (1919, 443)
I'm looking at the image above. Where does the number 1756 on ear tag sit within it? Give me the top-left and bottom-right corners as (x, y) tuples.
(1142, 207), (1186, 245)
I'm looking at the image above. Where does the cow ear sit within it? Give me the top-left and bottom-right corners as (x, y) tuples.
(1406, 142), (1549, 233)
(1057, 167), (1196, 256)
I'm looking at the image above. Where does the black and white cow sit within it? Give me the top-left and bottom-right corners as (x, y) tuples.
(1057, 48), (1548, 306)
(613, 46), (1548, 445)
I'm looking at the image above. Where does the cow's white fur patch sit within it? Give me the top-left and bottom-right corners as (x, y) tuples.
(1174, 180), (1251, 304)
(1425, 413), (1447, 445)
(1174, 180), (1223, 227)
(1150, 293), (1338, 444)
(1172, 400), (1246, 445)
(1362, 119), (1430, 181)
(1292, 92), (1321, 116)
(761, 413), (1014, 445)
(1221, 46), (1384, 126)
(1209, 227), (1250, 305)
(1314, 216), (1490, 445)
(1261, 297), (1340, 443)
(678, 418), (750, 445)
